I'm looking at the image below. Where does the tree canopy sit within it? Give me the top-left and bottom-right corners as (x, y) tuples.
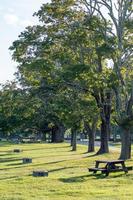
(0, 0), (132, 159)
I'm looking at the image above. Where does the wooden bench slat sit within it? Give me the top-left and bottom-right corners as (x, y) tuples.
(88, 168), (107, 172)
(95, 160), (124, 164)
(109, 168), (126, 172)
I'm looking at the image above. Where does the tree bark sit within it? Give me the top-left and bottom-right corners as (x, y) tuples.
(88, 129), (95, 152)
(84, 121), (96, 153)
(71, 128), (77, 151)
(51, 124), (65, 143)
(119, 127), (131, 160)
(71, 130), (74, 146)
(94, 91), (111, 155)
(97, 118), (110, 154)
(93, 55), (111, 155)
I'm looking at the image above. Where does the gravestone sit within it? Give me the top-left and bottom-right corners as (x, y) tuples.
(33, 170), (48, 177)
(13, 149), (22, 153)
(23, 158), (32, 164)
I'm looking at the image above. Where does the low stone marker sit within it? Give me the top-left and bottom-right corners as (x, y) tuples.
(33, 170), (48, 177)
(23, 158), (32, 164)
(13, 149), (22, 153)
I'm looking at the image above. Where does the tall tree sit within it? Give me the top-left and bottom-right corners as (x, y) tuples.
(82, 0), (133, 159)
(10, 0), (115, 153)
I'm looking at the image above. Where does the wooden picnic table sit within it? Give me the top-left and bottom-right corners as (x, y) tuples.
(89, 160), (128, 176)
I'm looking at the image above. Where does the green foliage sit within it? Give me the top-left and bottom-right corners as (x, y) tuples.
(8, 0), (133, 139)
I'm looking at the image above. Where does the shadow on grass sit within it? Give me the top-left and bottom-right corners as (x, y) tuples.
(82, 152), (98, 158)
(3, 158), (70, 170)
(49, 166), (76, 173)
(59, 174), (91, 183)
(44, 160), (67, 165)
(88, 172), (131, 179)
(35, 153), (80, 159)
(0, 153), (14, 157)
(0, 157), (21, 163)
(59, 173), (119, 183)
(6, 159), (67, 167)
(6, 162), (23, 166)
(0, 176), (19, 180)
(59, 171), (130, 183)
(23, 145), (70, 152)
(0, 151), (13, 154)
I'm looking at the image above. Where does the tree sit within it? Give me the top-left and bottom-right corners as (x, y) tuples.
(10, 0), (117, 153)
(82, 0), (133, 159)
(0, 82), (34, 136)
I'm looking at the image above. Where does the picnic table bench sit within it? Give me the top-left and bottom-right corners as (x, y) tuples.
(89, 160), (129, 176)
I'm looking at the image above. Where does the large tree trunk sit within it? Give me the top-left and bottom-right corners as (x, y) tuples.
(93, 55), (111, 155)
(84, 122), (96, 153)
(71, 129), (77, 151)
(119, 127), (131, 160)
(71, 130), (74, 146)
(88, 130), (95, 152)
(51, 124), (65, 143)
(97, 118), (110, 154)
(95, 91), (111, 155)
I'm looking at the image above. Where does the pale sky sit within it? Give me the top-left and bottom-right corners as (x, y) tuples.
(0, 0), (50, 84)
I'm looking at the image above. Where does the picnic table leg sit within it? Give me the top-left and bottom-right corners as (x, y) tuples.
(105, 171), (109, 176)
(94, 161), (99, 174)
(121, 162), (128, 174)
(105, 163), (109, 176)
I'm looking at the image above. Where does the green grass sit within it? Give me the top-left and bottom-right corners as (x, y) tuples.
(0, 142), (133, 200)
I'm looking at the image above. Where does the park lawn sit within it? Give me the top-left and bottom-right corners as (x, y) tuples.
(0, 142), (133, 200)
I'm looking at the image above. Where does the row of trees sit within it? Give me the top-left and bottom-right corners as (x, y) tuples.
(0, 81), (65, 142)
(0, 0), (132, 159)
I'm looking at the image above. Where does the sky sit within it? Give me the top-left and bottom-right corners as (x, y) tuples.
(0, 0), (50, 84)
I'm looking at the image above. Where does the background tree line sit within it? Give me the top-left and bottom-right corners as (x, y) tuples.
(0, 0), (132, 159)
